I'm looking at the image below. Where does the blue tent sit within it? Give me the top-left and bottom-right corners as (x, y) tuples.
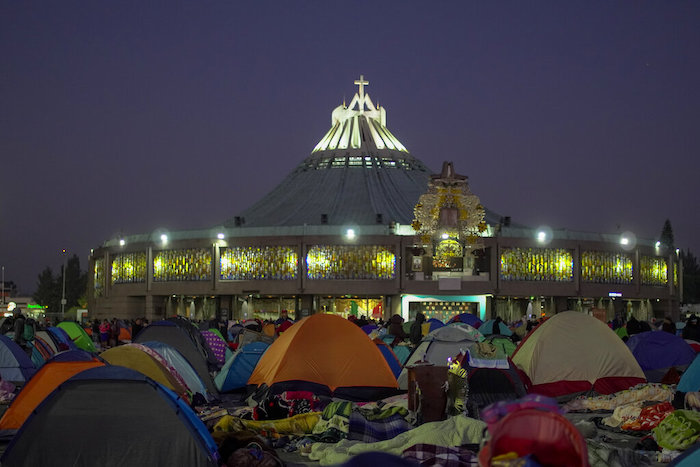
(141, 340), (212, 401)
(47, 326), (78, 351)
(374, 340), (401, 379)
(0, 335), (36, 384)
(1, 365), (219, 467)
(215, 341), (269, 392)
(678, 354), (700, 393)
(627, 331), (696, 382)
(426, 318), (445, 333)
(670, 441), (700, 466)
(480, 319), (513, 336)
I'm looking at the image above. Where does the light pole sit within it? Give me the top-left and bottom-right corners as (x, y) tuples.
(61, 250), (67, 320)
(1, 265), (4, 306)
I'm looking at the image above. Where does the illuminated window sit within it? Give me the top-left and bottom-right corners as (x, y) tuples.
(500, 248), (573, 282)
(111, 252), (147, 284)
(581, 251), (633, 284)
(153, 248), (212, 282)
(640, 256), (668, 286)
(94, 258), (104, 297)
(220, 246), (297, 280)
(307, 245), (396, 280)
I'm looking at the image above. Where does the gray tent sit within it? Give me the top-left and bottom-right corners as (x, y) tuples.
(133, 320), (219, 396)
(1, 365), (219, 467)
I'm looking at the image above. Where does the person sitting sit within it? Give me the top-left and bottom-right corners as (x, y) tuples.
(387, 314), (408, 346)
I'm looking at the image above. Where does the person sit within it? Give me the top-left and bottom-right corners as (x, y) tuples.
(110, 318), (121, 347)
(409, 312), (426, 347)
(131, 318), (143, 339)
(661, 317), (676, 335)
(99, 319), (111, 348)
(387, 314), (408, 346)
(12, 307), (32, 357)
(91, 319), (100, 345)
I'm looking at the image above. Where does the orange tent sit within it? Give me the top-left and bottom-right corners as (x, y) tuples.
(248, 313), (398, 399)
(0, 356), (104, 434)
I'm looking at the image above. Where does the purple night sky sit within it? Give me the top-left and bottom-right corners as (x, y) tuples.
(2, 2), (699, 294)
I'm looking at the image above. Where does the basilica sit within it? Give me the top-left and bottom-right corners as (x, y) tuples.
(88, 77), (680, 324)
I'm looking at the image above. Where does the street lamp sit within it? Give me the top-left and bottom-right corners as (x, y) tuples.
(61, 249), (67, 320)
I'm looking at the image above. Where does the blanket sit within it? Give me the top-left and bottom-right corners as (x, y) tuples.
(308, 415), (486, 465)
(348, 412), (411, 443)
(562, 383), (675, 412)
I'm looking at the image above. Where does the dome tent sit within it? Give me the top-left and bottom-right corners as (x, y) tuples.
(511, 311), (645, 397)
(248, 313), (398, 400)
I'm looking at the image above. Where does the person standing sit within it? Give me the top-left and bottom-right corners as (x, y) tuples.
(99, 319), (111, 349)
(12, 307), (32, 357)
(410, 312), (426, 348)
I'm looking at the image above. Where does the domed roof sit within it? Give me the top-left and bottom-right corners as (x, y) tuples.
(226, 76), (434, 228)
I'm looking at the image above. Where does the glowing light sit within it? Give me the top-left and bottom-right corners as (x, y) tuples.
(346, 229), (356, 240)
(119, 239), (126, 246)
(217, 233), (225, 240)
(655, 241), (661, 248)
(160, 234), (168, 245)
(441, 233), (449, 239)
(620, 237), (629, 246)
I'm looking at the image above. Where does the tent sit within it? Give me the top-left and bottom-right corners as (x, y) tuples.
(141, 340), (213, 402)
(248, 313), (399, 400)
(215, 341), (269, 392)
(453, 347), (526, 417)
(374, 339), (402, 379)
(0, 366), (219, 467)
(0, 350), (104, 439)
(0, 335), (36, 384)
(100, 344), (190, 401)
(478, 408), (588, 466)
(166, 317), (220, 371)
(200, 330), (230, 367)
(57, 321), (97, 352)
(626, 331), (697, 382)
(448, 313), (482, 328)
(511, 311), (646, 397)
(486, 335), (517, 357)
(397, 323), (484, 390)
(133, 320), (219, 396)
(47, 327), (78, 351)
(35, 330), (60, 354)
(479, 319), (513, 337)
(425, 318), (445, 333)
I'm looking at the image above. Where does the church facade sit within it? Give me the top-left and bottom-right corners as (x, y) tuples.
(88, 77), (681, 324)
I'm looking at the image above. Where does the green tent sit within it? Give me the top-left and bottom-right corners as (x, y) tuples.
(57, 321), (97, 352)
(487, 335), (517, 356)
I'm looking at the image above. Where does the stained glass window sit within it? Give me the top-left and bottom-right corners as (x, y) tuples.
(674, 262), (679, 287)
(111, 252), (147, 284)
(641, 256), (668, 286)
(153, 249), (211, 282)
(93, 258), (104, 297)
(307, 245), (395, 280)
(581, 251), (633, 284)
(500, 248), (573, 282)
(220, 246), (298, 280)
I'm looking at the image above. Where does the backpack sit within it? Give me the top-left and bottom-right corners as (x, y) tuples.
(23, 319), (36, 342)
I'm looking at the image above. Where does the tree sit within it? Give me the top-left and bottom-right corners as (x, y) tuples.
(33, 255), (88, 317)
(34, 267), (60, 314)
(683, 249), (700, 304)
(64, 254), (87, 311)
(659, 219), (675, 252)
